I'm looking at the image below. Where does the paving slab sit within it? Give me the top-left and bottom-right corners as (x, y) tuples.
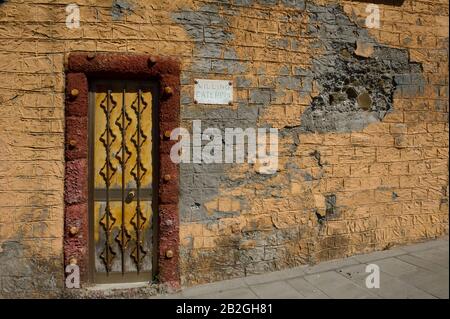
(194, 287), (258, 299)
(182, 277), (247, 298)
(372, 257), (419, 277)
(396, 254), (448, 273)
(287, 277), (329, 299)
(399, 238), (448, 253)
(409, 249), (449, 268)
(249, 281), (304, 299)
(436, 245), (449, 254)
(150, 238), (448, 299)
(399, 269), (449, 299)
(304, 271), (379, 299)
(337, 264), (436, 299)
(243, 266), (306, 286)
(353, 247), (407, 263)
(149, 293), (184, 299)
(303, 256), (359, 274)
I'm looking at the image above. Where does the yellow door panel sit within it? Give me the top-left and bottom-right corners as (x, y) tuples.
(94, 90), (153, 190)
(93, 200), (153, 273)
(90, 81), (156, 283)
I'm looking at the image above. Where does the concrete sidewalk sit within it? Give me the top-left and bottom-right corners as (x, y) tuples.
(155, 237), (449, 299)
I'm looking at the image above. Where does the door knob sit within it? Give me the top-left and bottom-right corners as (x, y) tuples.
(125, 190), (135, 203)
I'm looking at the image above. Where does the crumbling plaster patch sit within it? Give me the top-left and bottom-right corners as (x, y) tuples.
(172, 0), (428, 285)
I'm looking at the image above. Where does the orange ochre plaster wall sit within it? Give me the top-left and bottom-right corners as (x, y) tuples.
(0, 0), (447, 297)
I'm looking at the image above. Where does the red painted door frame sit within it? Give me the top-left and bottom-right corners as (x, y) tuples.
(64, 53), (180, 288)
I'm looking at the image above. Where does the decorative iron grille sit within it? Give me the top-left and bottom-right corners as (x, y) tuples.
(90, 81), (157, 282)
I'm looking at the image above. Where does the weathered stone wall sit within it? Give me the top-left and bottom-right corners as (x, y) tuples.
(0, 0), (448, 296)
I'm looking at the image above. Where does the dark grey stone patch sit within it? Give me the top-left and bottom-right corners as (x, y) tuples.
(296, 3), (424, 133)
(198, 3), (220, 13)
(268, 37), (290, 49)
(172, 11), (211, 27)
(293, 66), (310, 76)
(224, 48), (238, 59)
(434, 100), (448, 112)
(0, 241), (61, 296)
(204, 27), (235, 43)
(180, 105), (204, 119)
(180, 73), (192, 85)
(258, 76), (275, 89)
(181, 94), (192, 105)
(111, 0), (134, 21)
(211, 59), (247, 74)
(400, 85), (425, 97)
(194, 174), (221, 188)
(191, 58), (212, 73)
(281, 0), (305, 10)
(325, 194), (337, 217)
(196, 44), (223, 58)
(279, 65), (290, 76)
(277, 76), (301, 90)
(202, 107), (238, 120)
(250, 89), (272, 105)
(257, 0), (278, 5)
(237, 105), (259, 120)
(235, 76), (253, 88)
(234, 0), (254, 6)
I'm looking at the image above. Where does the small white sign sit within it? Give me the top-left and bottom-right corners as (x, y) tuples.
(194, 79), (233, 105)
